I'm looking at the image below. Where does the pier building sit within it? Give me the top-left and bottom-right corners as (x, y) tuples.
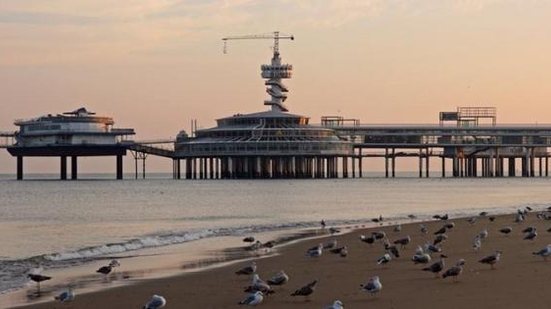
(6, 108), (135, 180)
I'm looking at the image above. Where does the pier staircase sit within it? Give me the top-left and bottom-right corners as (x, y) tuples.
(126, 140), (175, 158)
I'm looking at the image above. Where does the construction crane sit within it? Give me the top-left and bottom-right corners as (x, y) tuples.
(221, 31), (294, 55)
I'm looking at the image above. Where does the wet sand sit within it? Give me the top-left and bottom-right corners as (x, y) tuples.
(18, 211), (551, 308)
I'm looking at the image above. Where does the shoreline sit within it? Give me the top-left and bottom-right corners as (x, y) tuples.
(14, 208), (551, 308)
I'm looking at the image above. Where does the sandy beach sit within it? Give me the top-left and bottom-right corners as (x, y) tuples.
(16, 210), (551, 309)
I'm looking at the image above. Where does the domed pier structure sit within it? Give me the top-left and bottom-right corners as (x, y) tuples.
(174, 33), (354, 179)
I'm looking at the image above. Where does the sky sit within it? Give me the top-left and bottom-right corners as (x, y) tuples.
(2, 0), (551, 174)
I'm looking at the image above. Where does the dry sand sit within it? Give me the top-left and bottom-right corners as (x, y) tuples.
(17, 211), (551, 309)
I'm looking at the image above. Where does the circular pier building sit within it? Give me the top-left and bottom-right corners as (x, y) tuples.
(174, 36), (353, 179)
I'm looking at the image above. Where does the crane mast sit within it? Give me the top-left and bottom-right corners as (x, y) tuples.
(221, 31), (294, 112)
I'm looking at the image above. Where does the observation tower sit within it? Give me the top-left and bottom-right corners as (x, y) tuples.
(174, 32), (353, 179)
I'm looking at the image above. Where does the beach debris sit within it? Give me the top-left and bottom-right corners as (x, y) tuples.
(360, 276), (382, 296)
(423, 254), (447, 277)
(499, 226), (513, 235)
(433, 234), (448, 246)
(325, 300), (344, 309)
(324, 239), (337, 249)
(377, 253), (392, 266)
(478, 250), (502, 269)
(54, 288), (75, 302)
(239, 291), (264, 306)
(393, 235), (411, 249)
(243, 236), (255, 243)
(394, 224), (402, 233)
(420, 224), (428, 234)
(235, 262), (257, 275)
(360, 234), (375, 245)
(27, 273), (52, 295)
(143, 294), (166, 309)
(523, 229), (538, 241)
(442, 259), (465, 282)
(533, 244), (551, 261)
(291, 280), (318, 298)
(267, 270), (289, 286)
(306, 244), (323, 257)
(244, 274), (273, 294)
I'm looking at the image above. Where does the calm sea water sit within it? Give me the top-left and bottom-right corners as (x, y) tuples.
(1, 173), (551, 293)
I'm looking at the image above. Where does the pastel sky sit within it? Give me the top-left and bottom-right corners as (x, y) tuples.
(2, 0), (551, 174)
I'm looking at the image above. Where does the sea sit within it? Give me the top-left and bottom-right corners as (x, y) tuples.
(1, 173), (551, 306)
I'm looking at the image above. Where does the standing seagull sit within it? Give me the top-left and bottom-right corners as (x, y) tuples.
(524, 229), (538, 241)
(361, 276), (382, 296)
(267, 270), (289, 286)
(479, 251), (502, 269)
(54, 288), (74, 302)
(96, 265), (113, 279)
(473, 236), (482, 251)
(28, 273), (51, 295)
(533, 244), (551, 261)
(239, 291), (263, 306)
(393, 235), (411, 249)
(442, 259), (465, 282)
(423, 254), (447, 278)
(377, 253), (392, 266)
(291, 280), (318, 299)
(143, 294), (166, 309)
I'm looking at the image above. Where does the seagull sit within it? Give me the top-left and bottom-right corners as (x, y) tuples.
(239, 291), (263, 306)
(408, 214), (417, 219)
(488, 216), (496, 222)
(444, 222), (455, 230)
(393, 235), (411, 249)
(377, 253), (392, 266)
(109, 259), (120, 268)
(54, 288), (75, 302)
(244, 274), (273, 294)
(306, 244), (323, 257)
(479, 250), (502, 269)
(290, 280), (317, 298)
(325, 300), (344, 309)
(423, 254), (447, 277)
(339, 246), (348, 258)
(27, 273), (52, 294)
(478, 229), (489, 241)
(424, 242), (442, 254)
(394, 224), (402, 233)
(361, 276), (382, 296)
(329, 246), (347, 255)
(324, 239), (337, 249)
(479, 211), (488, 217)
(329, 227), (340, 235)
(434, 226), (447, 235)
(522, 226), (536, 234)
(442, 259), (465, 282)
(243, 236), (255, 243)
(235, 262), (257, 275)
(467, 217), (477, 225)
(499, 227), (513, 235)
(514, 213), (524, 223)
(143, 294), (166, 309)
(372, 231), (386, 241)
(433, 234), (448, 246)
(96, 265), (113, 277)
(473, 236), (482, 251)
(412, 252), (432, 264)
(533, 244), (551, 261)
(524, 230), (537, 241)
(360, 234), (375, 245)
(267, 270), (289, 286)
(384, 242), (400, 258)
(320, 220), (326, 229)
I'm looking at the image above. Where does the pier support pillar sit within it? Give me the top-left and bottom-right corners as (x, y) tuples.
(391, 148), (396, 178)
(60, 156), (67, 180)
(385, 148), (389, 178)
(71, 156), (78, 180)
(116, 155), (123, 180)
(425, 148), (430, 178)
(418, 149), (423, 178)
(358, 149), (363, 178)
(16, 156), (23, 180)
(441, 156), (445, 178)
(546, 157), (549, 177)
(539, 157), (543, 177)
(508, 158), (515, 177)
